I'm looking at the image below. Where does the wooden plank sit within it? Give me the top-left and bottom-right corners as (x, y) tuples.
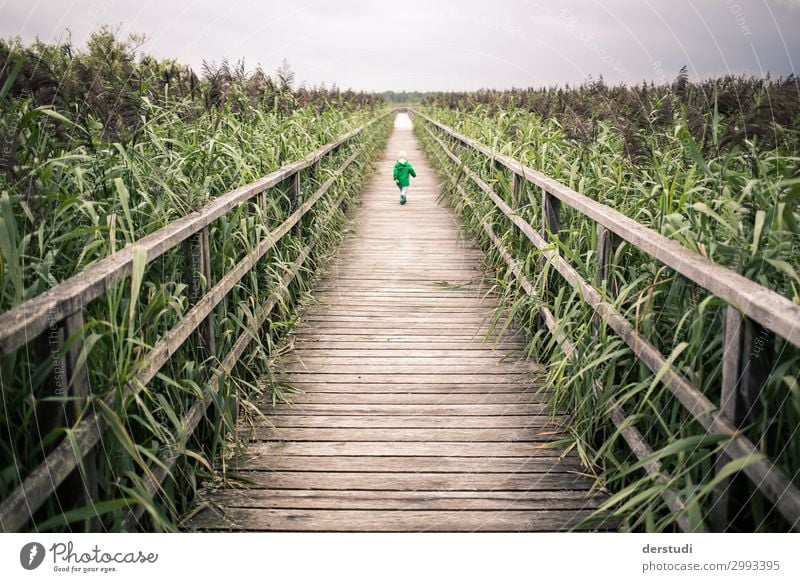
(290, 341), (524, 350)
(245, 427), (564, 442)
(276, 374), (538, 385)
(300, 314), (500, 322)
(319, 265), (482, 271)
(269, 414), (566, 428)
(327, 263), (483, 268)
(198, 489), (601, 510)
(188, 508), (603, 532)
(310, 287), (492, 294)
(220, 471), (590, 491)
(289, 327), (523, 337)
(227, 455), (582, 472)
(306, 298), (504, 307)
(300, 308), (500, 316)
(282, 393), (546, 405)
(312, 275), (482, 282)
(248, 441), (567, 457)
(281, 350), (532, 361)
(280, 364), (538, 375)
(262, 404), (550, 416)
(285, 383), (541, 394)
(290, 335), (524, 345)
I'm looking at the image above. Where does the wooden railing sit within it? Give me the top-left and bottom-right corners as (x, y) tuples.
(412, 109), (800, 532)
(0, 112), (388, 532)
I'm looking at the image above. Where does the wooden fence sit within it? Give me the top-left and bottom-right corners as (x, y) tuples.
(0, 112), (387, 532)
(413, 109), (800, 532)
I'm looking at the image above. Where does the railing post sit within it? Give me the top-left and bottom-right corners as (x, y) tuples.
(31, 317), (68, 452)
(199, 226), (216, 360)
(594, 224), (618, 336)
(291, 170), (302, 237)
(183, 232), (200, 304)
(511, 172), (522, 209)
(313, 155), (322, 188)
(259, 190), (269, 221)
(713, 306), (769, 531)
(31, 309), (99, 530)
(184, 228), (216, 363)
(541, 191), (561, 239)
(540, 189), (561, 284)
(63, 309), (100, 530)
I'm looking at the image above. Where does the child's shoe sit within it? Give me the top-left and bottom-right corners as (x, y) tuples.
(400, 194), (406, 205)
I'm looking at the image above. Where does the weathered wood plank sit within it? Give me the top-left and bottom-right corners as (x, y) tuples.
(281, 392), (546, 405)
(283, 382), (541, 393)
(282, 349), (523, 358)
(300, 315), (502, 323)
(246, 441), (567, 457)
(245, 427), (565, 442)
(189, 508), (604, 532)
(290, 341), (524, 350)
(263, 415), (555, 428)
(226, 455), (582, 473)
(221, 471), (590, 491)
(300, 308), (500, 317)
(290, 335), (525, 346)
(280, 364), (538, 375)
(198, 489), (600, 510)
(275, 374), (538, 385)
(261, 404), (551, 415)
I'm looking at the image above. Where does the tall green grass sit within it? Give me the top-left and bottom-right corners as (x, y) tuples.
(0, 29), (391, 531)
(417, 75), (800, 532)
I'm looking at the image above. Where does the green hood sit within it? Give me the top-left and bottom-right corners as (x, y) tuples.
(393, 160), (416, 188)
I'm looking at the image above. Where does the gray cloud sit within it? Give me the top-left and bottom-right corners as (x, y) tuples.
(0, 0), (797, 90)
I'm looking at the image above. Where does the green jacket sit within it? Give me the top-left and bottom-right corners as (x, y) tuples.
(393, 160), (416, 188)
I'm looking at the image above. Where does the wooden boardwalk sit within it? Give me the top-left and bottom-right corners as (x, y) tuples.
(188, 115), (604, 532)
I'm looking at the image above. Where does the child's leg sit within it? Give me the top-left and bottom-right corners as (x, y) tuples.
(400, 186), (408, 204)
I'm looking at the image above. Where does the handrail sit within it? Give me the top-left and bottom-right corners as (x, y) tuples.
(414, 109), (800, 531)
(0, 120), (377, 356)
(120, 150), (363, 530)
(415, 111), (800, 349)
(0, 111), (388, 532)
(427, 134), (694, 532)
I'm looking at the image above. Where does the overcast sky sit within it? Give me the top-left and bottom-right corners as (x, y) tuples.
(1, 0), (798, 91)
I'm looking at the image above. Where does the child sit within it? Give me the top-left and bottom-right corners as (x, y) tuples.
(393, 150), (416, 205)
